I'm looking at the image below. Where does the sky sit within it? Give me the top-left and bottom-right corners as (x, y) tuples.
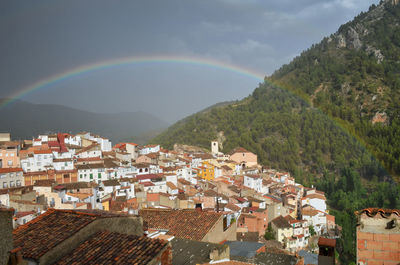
(0, 0), (379, 123)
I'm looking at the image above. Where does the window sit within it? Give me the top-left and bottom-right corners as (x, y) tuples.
(68, 197), (71, 201)
(16, 180), (21, 186)
(10, 153), (14, 157)
(65, 162), (68, 166)
(98, 173), (101, 178)
(90, 174), (93, 179)
(10, 181), (14, 187)
(80, 174), (83, 179)
(3, 182), (7, 188)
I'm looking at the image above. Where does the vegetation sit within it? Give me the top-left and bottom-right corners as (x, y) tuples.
(151, 1), (400, 263)
(264, 223), (275, 240)
(309, 225), (316, 237)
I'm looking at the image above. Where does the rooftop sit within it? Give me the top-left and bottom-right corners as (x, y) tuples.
(140, 208), (222, 241)
(13, 209), (129, 260)
(54, 231), (168, 265)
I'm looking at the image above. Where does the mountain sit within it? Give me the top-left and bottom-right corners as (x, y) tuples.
(0, 99), (168, 143)
(151, 1), (400, 262)
(269, 0), (400, 179)
(153, 0), (400, 181)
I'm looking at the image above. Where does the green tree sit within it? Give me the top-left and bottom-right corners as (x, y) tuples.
(309, 225), (316, 236)
(264, 223), (275, 240)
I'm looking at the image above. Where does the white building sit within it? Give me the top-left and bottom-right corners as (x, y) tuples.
(301, 193), (327, 213)
(21, 150), (53, 172)
(0, 168), (24, 188)
(77, 164), (108, 184)
(52, 158), (74, 171)
(243, 175), (262, 193)
(139, 144), (160, 155)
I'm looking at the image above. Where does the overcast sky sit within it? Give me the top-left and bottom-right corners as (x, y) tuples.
(0, 0), (378, 123)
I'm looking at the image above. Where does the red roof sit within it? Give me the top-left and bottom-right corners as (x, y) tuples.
(318, 237), (336, 248)
(136, 174), (162, 181)
(0, 168), (23, 174)
(356, 208), (400, 218)
(13, 209), (130, 260)
(140, 208), (222, 241)
(142, 182), (155, 187)
(33, 149), (52, 154)
(15, 211), (36, 218)
(54, 231), (168, 265)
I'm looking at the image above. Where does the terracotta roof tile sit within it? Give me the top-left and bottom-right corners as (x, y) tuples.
(54, 231), (168, 265)
(0, 168), (23, 174)
(13, 209), (130, 260)
(140, 209), (222, 241)
(318, 237), (336, 248)
(356, 208), (400, 218)
(271, 215), (291, 229)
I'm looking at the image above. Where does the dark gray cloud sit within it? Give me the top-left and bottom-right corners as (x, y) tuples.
(0, 0), (378, 123)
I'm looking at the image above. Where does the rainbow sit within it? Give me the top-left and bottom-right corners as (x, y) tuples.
(0, 55), (267, 109)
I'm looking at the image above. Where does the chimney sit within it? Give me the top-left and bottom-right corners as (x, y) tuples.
(195, 203), (202, 212)
(0, 207), (14, 265)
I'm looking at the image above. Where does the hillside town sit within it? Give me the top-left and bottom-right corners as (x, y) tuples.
(0, 131), (396, 265)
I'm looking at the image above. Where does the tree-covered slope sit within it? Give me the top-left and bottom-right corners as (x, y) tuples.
(270, 0), (400, 178)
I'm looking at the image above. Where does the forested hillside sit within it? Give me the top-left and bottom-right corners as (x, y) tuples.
(151, 1), (400, 263)
(270, 0), (400, 178)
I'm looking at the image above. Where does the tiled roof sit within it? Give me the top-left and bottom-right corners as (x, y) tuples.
(102, 179), (120, 187)
(137, 174), (162, 181)
(15, 211), (36, 218)
(33, 149), (52, 154)
(33, 179), (56, 187)
(200, 260), (254, 265)
(54, 231), (168, 265)
(166, 182), (178, 190)
(52, 158), (72, 163)
(318, 237), (336, 248)
(0, 185), (34, 195)
(13, 209), (103, 260)
(0, 168), (23, 173)
(178, 178), (191, 185)
(304, 193), (326, 201)
(55, 182), (97, 190)
(66, 192), (92, 200)
(355, 208), (400, 218)
(229, 147), (251, 155)
(140, 208), (222, 241)
(271, 215), (291, 229)
(225, 203), (241, 212)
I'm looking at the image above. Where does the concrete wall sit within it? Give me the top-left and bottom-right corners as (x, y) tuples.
(229, 152), (257, 167)
(202, 216), (237, 243)
(356, 213), (400, 265)
(0, 208), (14, 265)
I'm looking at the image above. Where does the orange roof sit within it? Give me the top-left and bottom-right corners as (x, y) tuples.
(318, 237), (336, 247)
(356, 208), (400, 218)
(0, 168), (23, 173)
(54, 231), (168, 265)
(13, 209), (134, 261)
(140, 208), (222, 241)
(33, 149), (52, 154)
